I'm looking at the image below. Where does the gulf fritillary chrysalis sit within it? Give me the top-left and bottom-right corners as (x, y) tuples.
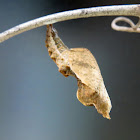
(45, 24), (112, 119)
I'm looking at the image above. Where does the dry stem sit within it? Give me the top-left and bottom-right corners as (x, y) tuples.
(0, 4), (140, 43)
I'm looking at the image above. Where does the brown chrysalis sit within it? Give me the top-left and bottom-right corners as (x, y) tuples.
(45, 24), (112, 119)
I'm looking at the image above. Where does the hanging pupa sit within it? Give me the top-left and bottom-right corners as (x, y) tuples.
(45, 24), (112, 119)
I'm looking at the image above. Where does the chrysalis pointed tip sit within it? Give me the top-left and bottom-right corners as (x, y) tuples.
(103, 113), (111, 120)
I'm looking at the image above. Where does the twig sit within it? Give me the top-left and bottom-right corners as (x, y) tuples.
(111, 17), (140, 33)
(0, 4), (140, 43)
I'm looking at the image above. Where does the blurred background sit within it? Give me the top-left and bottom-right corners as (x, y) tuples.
(0, 0), (140, 140)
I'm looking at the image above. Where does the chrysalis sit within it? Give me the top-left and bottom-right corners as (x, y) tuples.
(45, 24), (112, 119)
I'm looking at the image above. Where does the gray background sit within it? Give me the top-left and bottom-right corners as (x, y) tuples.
(0, 0), (140, 140)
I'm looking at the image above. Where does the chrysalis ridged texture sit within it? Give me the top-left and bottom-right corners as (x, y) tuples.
(46, 24), (112, 119)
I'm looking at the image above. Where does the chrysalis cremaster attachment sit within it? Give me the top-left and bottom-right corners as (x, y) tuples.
(45, 24), (112, 119)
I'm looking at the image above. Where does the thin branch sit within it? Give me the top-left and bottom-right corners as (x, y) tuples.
(111, 17), (140, 33)
(0, 4), (140, 43)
